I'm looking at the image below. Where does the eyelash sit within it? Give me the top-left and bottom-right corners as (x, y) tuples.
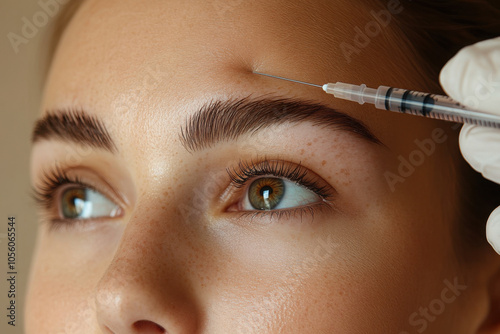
(32, 166), (84, 209)
(226, 159), (335, 220)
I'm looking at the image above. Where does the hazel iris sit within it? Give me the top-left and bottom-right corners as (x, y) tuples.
(248, 177), (285, 210)
(61, 187), (87, 218)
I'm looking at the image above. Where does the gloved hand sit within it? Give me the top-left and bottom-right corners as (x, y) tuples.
(440, 37), (500, 254)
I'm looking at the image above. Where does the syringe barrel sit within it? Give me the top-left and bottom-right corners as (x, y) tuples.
(323, 83), (378, 105)
(375, 86), (441, 115)
(376, 86), (500, 127)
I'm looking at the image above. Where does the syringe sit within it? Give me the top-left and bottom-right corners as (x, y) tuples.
(253, 71), (500, 129)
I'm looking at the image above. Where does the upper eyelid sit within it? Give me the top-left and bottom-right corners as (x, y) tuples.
(227, 160), (308, 189)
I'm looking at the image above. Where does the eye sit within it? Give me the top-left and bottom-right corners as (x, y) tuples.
(59, 186), (122, 219)
(241, 177), (321, 211)
(225, 159), (335, 217)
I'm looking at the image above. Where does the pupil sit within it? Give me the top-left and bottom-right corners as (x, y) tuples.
(260, 185), (273, 198)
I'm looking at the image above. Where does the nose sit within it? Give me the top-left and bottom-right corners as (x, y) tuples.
(94, 210), (200, 334)
(95, 286), (168, 334)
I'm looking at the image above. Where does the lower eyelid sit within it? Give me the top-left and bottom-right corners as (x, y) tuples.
(46, 216), (122, 233)
(233, 202), (336, 225)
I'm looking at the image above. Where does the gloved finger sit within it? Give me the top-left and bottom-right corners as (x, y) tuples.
(439, 37), (500, 114)
(439, 37), (500, 183)
(487, 206), (500, 255)
(460, 123), (500, 183)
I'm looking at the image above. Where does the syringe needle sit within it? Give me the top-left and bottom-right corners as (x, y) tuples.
(253, 71), (500, 129)
(253, 71), (323, 88)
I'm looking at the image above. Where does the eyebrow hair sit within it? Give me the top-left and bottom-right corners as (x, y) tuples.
(31, 98), (380, 154)
(180, 97), (381, 152)
(31, 109), (117, 153)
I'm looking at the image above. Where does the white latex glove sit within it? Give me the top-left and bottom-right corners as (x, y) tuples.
(440, 37), (500, 254)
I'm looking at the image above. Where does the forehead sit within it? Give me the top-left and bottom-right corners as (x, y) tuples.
(44, 0), (419, 98)
(42, 0), (438, 157)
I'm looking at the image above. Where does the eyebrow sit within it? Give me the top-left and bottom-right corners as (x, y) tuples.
(31, 97), (381, 154)
(31, 109), (117, 153)
(180, 97), (381, 152)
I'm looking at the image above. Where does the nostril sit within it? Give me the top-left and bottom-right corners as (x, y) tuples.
(133, 320), (166, 333)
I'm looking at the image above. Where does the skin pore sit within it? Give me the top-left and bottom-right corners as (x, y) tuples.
(26, 0), (500, 333)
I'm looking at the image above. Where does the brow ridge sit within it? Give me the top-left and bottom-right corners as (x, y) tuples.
(180, 97), (381, 152)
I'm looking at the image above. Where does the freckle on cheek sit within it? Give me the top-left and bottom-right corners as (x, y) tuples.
(322, 160), (326, 166)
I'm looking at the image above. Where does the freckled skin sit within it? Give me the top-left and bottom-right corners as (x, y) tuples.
(26, 0), (500, 333)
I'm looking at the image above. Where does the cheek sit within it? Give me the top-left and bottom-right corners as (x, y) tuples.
(271, 226), (459, 333)
(25, 227), (117, 334)
(217, 236), (449, 333)
(26, 277), (97, 334)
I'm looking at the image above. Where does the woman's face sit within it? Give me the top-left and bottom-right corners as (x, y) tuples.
(26, 0), (485, 333)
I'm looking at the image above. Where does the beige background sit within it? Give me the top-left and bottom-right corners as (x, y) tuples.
(1, 0), (58, 333)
